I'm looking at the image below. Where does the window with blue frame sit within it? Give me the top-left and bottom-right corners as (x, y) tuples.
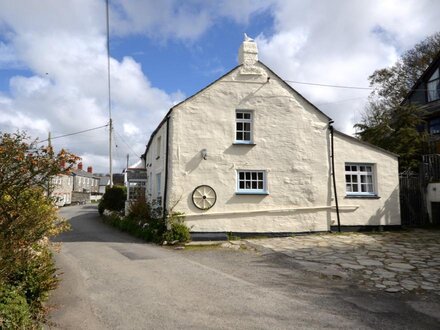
(236, 170), (267, 194)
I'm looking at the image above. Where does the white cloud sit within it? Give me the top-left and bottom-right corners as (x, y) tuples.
(255, 0), (440, 134)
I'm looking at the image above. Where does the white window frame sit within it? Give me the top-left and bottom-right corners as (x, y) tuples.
(235, 110), (253, 144)
(236, 170), (267, 194)
(345, 163), (376, 196)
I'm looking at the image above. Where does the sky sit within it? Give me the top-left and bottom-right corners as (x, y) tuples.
(1, 0), (440, 173)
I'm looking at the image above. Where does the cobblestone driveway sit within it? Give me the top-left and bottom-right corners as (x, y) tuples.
(245, 229), (440, 294)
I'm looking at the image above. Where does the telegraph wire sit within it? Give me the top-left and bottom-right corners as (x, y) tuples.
(113, 128), (141, 158)
(38, 124), (109, 143)
(284, 80), (373, 90)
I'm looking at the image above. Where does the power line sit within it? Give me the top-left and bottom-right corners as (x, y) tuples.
(285, 80), (373, 90)
(114, 128), (141, 158)
(38, 124), (109, 143)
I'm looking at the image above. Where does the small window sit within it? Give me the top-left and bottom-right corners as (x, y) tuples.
(128, 181), (146, 201)
(235, 110), (253, 143)
(236, 170), (267, 194)
(156, 136), (161, 159)
(156, 173), (161, 197)
(345, 163), (376, 196)
(427, 68), (440, 102)
(429, 118), (440, 135)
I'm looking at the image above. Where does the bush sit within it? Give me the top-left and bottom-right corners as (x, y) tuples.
(0, 132), (74, 328)
(163, 213), (191, 243)
(0, 284), (32, 330)
(99, 186), (126, 214)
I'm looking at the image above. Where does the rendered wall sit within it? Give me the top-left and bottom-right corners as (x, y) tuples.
(332, 132), (400, 226)
(167, 62), (332, 233)
(145, 123), (167, 205)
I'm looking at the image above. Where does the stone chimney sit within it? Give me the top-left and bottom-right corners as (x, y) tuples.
(78, 162), (83, 171)
(87, 166), (93, 173)
(60, 160), (66, 168)
(238, 34), (264, 76)
(239, 34), (258, 67)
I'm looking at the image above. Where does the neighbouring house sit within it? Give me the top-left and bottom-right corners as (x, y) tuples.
(402, 51), (440, 224)
(96, 175), (111, 195)
(71, 163), (100, 203)
(51, 173), (73, 207)
(403, 51), (440, 153)
(124, 159), (148, 213)
(141, 36), (400, 236)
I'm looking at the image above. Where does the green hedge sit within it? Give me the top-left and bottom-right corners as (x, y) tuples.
(98, 186), (127, 215)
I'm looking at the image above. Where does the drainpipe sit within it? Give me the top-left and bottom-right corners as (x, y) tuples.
(329, 121), (341, 232)
(163, 117), (170, 220)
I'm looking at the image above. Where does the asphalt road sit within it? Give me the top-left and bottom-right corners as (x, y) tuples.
(48, 205), (440, 329)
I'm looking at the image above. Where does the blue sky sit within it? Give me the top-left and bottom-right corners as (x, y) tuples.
(0, 0), (440, 173)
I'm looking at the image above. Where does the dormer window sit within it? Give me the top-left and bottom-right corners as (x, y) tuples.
(235, 110), (253, 143)
(427, 68), (440, 102)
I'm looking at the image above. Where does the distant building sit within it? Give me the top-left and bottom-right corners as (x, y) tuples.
(51, 173), (73, 206)
(72, 163), (100, 194)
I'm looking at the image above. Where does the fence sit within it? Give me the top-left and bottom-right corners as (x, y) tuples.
(399, 172), (429, 226)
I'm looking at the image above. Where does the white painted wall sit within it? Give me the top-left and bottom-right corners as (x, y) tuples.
(167, 61), (333, 233)
(145, 123), (167, 206)
(332, 132), (400, 226)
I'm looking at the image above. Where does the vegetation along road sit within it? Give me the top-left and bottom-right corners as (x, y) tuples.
(48, 205), (440, 329)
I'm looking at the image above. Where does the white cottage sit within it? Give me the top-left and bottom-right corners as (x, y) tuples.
(142, 37), (400, 236)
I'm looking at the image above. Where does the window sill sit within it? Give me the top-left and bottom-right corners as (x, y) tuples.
(233, 142), (256, 146)
(235, 191), (269, 195)
(345, 195), (380, 199)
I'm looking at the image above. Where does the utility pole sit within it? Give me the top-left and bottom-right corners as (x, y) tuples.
(106, 0), (113, 188)
(126, 153), (129, 170)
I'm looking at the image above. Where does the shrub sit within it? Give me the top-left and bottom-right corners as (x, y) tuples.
(99, 186), (126, 214)
(163, 213), (191, 243)
(0, 132), (74, 328)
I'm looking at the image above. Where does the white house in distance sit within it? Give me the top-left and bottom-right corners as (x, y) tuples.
(142, 36), (400, 236)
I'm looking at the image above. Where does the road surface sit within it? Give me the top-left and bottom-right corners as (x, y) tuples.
(48, 205), (440, 329)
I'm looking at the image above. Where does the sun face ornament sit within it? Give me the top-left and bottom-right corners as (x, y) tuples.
(192, 185), (216, 210)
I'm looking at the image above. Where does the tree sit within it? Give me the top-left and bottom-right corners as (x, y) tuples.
(0, 131), (78, 327)
(355, 32), (440, 171)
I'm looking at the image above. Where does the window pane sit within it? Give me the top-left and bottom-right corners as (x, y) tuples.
(360, 175), (366, 183)
(243, 123), (251, 131)
(236, 112), (243, 119)
(239, 172), (244, 180)
(239, 181), (244, 189)
(252, 172), (257, 180)
(366, 175), (373, 183)
(346, 184), (352, 192)
(367, 184), (373, 192)
(366, 166), (372, 172)
(243, 113), (251, 119)
(345, 175), (351, 182)
(352, 175), (358, 183)
(345, 165), (350, 171)
(258, 181), (263, 189)
(361, 184), (367, 192)
(245, 181), (251, 189)
(246, 172), (250, 180)
(351, 165), (357, 171)
(244, 132), (251, 141)
(237, 122), (243, 130)
(353, 185), (358, 192)
(258, 172), (263, 180)
(236, 132), (243, 140)
(360, 166), (365, 172)
(252, 181), (257, 189)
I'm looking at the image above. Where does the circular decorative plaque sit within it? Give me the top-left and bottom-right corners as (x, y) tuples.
(192, 185), (217, 210)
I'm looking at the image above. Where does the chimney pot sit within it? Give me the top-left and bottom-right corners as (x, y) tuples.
(87, 166), (93, 173)
(78, 162), (83, 170)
